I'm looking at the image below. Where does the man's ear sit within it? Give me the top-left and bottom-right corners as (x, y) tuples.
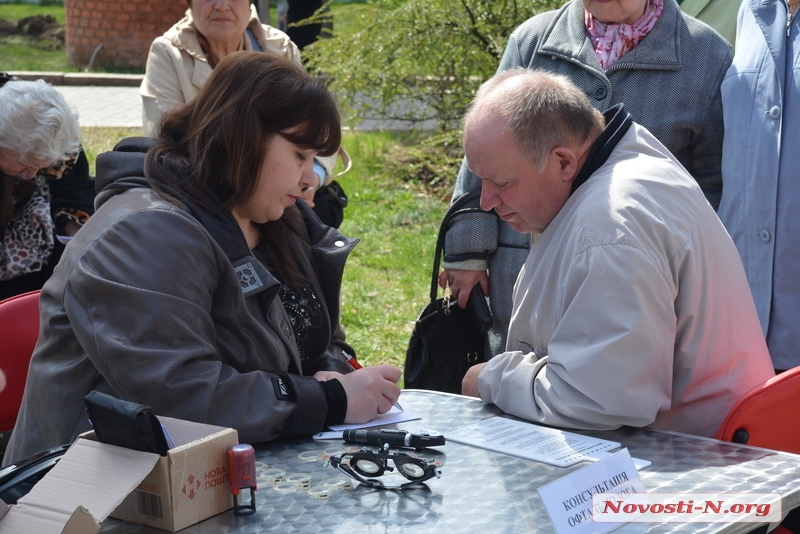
(551, 146), (579, 184)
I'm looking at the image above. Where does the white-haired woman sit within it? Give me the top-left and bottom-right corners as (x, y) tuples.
(0, 74), (94, 300)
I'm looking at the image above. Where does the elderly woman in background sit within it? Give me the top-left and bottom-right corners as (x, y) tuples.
(440, 0), (732, 360)
(0, 74), (94, 301)
(3, 52), (400, 466)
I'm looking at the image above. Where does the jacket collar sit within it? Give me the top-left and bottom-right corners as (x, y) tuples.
(95, 137), (355, 303)
(749, 0), (789, 91)
(571, 104), (633, 194)
(165, 5), (266, 57)
(186, 196), (276, 299)
(165, 9), (205, 62)
(164, 5), (266, 89)
(538, 0), (683, 73)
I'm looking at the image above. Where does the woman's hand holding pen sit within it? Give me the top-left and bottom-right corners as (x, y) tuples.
(331, 364), (402, 424)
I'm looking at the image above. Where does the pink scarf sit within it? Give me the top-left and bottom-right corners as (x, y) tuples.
(585, 0), (664, 69)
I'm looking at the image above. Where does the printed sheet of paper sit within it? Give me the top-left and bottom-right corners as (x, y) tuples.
(448, 416), (620, 467)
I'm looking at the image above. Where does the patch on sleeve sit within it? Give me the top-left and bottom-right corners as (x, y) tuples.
(272, 375), (296, 401)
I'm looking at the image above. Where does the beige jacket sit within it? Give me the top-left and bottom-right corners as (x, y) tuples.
(478, 122), (774, 438)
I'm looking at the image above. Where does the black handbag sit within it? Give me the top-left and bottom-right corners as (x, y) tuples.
(404, 192), (493, 393)
(83, 390), (170, 456)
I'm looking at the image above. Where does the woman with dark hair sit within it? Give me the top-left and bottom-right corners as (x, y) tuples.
(141, 0), (349, 227)
(3, 52), (401, 466)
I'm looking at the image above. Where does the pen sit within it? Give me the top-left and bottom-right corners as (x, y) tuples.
(342, 350), (362, 370)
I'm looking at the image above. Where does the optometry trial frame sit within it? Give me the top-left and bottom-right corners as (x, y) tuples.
(326, 444), (442, 490)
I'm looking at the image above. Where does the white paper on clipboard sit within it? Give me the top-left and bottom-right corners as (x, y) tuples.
(327, 405), (421, 432)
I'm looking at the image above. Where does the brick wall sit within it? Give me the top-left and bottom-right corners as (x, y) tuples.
(64, 0), (188, 70)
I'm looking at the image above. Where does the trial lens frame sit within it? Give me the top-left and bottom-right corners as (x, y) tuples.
(327, 445), (441, 490)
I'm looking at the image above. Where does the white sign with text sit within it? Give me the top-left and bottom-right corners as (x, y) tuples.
(537, 448), (646, 534)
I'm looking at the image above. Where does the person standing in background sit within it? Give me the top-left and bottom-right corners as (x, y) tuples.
(719, 0), (800, 373)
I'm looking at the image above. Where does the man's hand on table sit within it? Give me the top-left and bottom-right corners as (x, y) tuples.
(317, 364), (402, 424)
(462, 362), (487, 397)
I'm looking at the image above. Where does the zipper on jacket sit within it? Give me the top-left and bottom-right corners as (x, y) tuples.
(788, 10), (794, 37)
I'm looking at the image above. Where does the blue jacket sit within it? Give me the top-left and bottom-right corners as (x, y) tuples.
(719, 0), (800, 370)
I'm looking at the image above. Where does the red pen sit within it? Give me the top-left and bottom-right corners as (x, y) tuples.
(343, 350), (363, 370)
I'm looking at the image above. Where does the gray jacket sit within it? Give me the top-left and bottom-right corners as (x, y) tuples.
(4, 138), (357, 466)
(446, 0), (731, 357)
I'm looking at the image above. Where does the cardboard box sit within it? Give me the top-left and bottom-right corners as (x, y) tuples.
(107, 417), (238, 531)
(0, 417), (237, 533)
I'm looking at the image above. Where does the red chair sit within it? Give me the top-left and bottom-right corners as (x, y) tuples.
(715, 366), (800, 454)
(716, 367), (800, 534)
(0, 290), (41, 433)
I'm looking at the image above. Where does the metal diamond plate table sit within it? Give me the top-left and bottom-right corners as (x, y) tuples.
(100, 390), (800, 533)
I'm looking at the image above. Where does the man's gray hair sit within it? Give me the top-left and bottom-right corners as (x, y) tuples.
(0, 79), (81, 165)
(465, 69), (604, 171)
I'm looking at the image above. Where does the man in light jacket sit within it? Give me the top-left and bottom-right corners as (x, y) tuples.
(460, 69), (774, 438)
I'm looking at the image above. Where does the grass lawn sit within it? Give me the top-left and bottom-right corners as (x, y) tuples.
(0, 4), (64, 24)
(81, 128), (448, 374)
(0, 4), (71, 71)
(334, 132), (446, 370)
(0, 39), (71, 72)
